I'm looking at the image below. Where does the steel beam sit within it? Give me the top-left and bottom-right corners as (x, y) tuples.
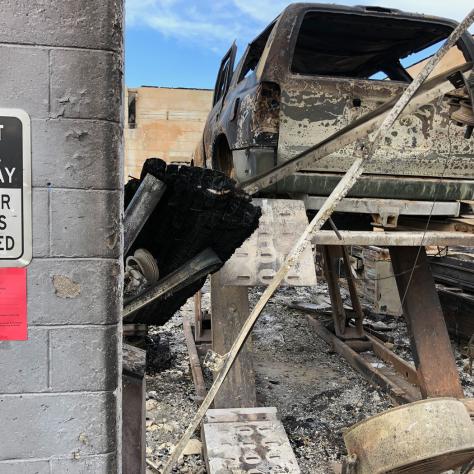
(389, 246), (464, 398)
(304, 196), (460, 217)
(322, 246), (347, 337)
(312, 230), (474, 246)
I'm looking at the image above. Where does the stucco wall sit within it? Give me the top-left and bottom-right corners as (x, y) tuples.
(125, 87), (213, 179)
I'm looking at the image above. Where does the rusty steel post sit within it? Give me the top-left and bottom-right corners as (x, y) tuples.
(341, 246), (365, 336)
(389, 246), (464, 398)
(123, 173), (166, 255)
(322, 246), (347, 337)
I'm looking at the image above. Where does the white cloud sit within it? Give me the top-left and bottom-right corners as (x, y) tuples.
(126, 0), (474, 51)
(126, 0), (257, 47)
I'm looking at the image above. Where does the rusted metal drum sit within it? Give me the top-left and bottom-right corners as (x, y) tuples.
(343, 398), (474, 473)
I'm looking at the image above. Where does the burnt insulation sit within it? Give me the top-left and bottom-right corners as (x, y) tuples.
(124, 158), (261, 326)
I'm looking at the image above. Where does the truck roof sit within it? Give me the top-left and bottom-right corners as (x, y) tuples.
(279, 3), (460, 27)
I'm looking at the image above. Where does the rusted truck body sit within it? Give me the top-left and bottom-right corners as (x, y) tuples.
(195, 3), (474, 205)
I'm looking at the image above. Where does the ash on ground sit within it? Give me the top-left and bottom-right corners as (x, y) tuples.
(145, 282), (473, 473)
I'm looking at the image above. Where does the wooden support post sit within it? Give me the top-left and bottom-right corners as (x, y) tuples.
(389, 246), (464, 398)
(210, 271), (256, 408)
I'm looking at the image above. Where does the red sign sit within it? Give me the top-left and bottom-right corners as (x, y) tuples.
(0, 268), (27, 340)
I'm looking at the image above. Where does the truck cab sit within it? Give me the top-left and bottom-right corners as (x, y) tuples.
(196, 3), (474, 206)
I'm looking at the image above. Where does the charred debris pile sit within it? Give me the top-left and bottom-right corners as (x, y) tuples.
(124, 158), (261, 326)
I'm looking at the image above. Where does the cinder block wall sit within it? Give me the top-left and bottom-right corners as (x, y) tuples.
(0, 1), (124, 472)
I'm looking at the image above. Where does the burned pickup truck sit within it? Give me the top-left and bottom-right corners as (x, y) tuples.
(195, 3), (474, 208)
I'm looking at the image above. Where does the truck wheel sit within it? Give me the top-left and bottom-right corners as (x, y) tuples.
(213, 136), (235, 178)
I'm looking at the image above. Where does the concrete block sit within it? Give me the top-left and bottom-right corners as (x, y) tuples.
(0, 0), (123, 52)
(27, 259), (122, 325)
(0, 392), (117, 460)
(0, 459), (50, 474)
(50, 189), (121, 258)
(32, 189), (50, 257)
(50, 326), (119, 392)
(0, 329), (49, 394)
(0, 46), (49, 118)
(51, 453), (116, 473)
(50, 50), (122, 122)
(32, 119), (122, 190)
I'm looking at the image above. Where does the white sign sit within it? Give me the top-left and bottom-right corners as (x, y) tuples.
(0, 109), (31, 267)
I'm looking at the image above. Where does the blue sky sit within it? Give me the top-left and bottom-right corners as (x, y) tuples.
(125, 0), (473, 89)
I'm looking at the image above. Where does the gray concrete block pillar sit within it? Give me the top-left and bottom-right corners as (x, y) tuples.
(0, 1), (124, 472)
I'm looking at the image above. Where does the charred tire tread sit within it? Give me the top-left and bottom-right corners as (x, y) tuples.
(124, 158), (261, 326)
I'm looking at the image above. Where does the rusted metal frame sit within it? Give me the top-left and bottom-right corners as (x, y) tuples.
(367, 334), (419, 386)
(123, 173), (167, 255)
(312, 230), (474, 246)
(341, 246), (364, 336)
(162, 14), (474, 472)
(242, 64), (472, 196)
(183, 319), (207, 402)
(289, 300), (417, 383)
(389, 246), (464, 398)
(306, 316), (415, 405)
(123, 248), (222, 319)
(194, 291), (203, 341)
(322, 246), (347, 337)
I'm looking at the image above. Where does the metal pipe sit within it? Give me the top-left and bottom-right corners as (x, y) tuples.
(123, 173), (166, 255)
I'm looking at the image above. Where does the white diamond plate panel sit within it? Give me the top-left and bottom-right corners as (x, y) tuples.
(219, 199), (316, 286)
(203, 407), (301, 473)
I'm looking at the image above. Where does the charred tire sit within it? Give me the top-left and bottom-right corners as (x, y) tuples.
(124, 158), (261, 326)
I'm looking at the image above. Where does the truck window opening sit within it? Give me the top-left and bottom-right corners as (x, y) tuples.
(291, 12), (456, 82)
